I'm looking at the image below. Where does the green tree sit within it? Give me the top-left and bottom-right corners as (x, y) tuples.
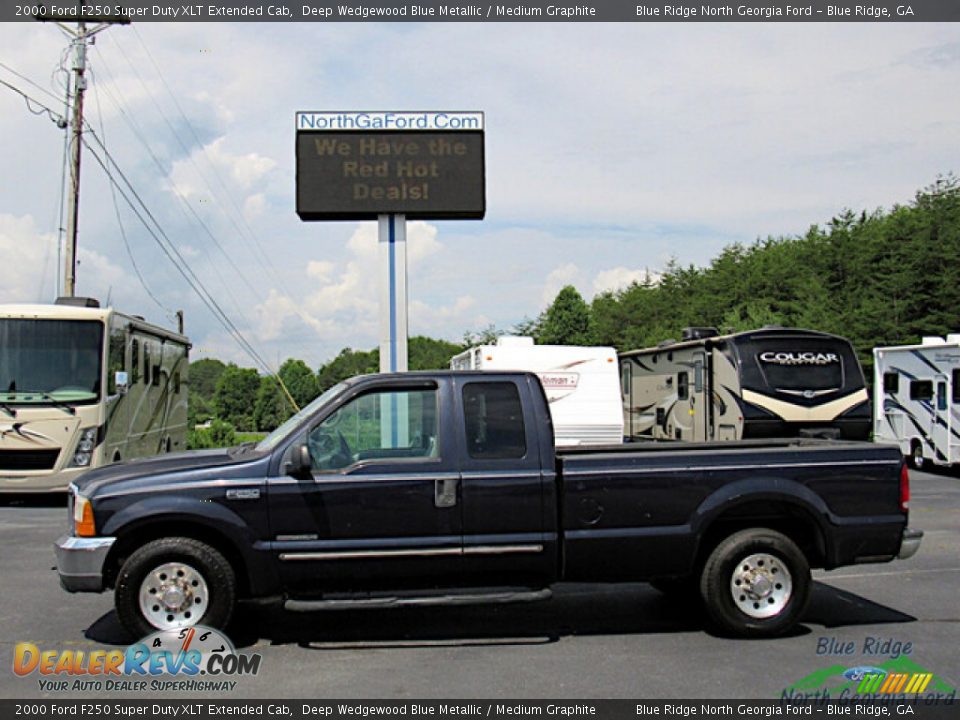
(317, 347), (379, 391)
(278, 358), (320, 408)
(253, 376), (291, 432)
(187, 418), (237, 450)
(538, 285), (592, 345)
(189, 358), (226, 401)
(212, 364), (260, 430)
(408, 336), (464, 370)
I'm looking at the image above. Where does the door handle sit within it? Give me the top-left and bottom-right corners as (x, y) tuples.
(434, 478), (459, 508)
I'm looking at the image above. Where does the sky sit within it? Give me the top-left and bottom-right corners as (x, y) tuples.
(0, 21), (958, 371)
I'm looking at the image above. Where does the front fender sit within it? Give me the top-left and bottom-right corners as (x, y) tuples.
(99, 495), (279, 596)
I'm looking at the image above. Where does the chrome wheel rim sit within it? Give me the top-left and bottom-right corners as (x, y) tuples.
(138, 562), (208, 630)
(730, 552), (792, 619)
(913, 446), (924, 468)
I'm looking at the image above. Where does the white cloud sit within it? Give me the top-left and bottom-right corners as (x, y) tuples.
(592, 267), (661, 295)
(0, 213), (56, 303)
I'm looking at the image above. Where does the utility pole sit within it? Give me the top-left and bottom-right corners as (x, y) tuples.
(36, 11), (129, 297)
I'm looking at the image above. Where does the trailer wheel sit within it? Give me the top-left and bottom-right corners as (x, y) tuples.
(700, 528), (810, 638)
(115, 537), (236, 638)
(910, 441), (925, 470)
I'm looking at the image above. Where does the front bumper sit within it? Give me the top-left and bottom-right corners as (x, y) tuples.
(54, 534), (116, 592)
(898, 527), (923, 560)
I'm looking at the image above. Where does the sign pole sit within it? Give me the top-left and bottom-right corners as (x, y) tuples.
(378, 213), (408, 374)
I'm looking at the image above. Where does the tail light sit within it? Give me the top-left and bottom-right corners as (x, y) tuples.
(900, 462), (910, 512)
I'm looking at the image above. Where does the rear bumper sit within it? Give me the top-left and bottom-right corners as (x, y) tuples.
(898, 527), (923, 560)
(54, 534), (115, 592)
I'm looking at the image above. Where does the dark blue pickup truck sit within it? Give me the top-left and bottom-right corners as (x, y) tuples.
(55, 371), (921, 638)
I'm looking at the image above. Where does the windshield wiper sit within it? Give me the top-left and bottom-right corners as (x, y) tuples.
(35, 393), (77, 416)
(233, 441), (257, 455)
(0, 403), (15, 419)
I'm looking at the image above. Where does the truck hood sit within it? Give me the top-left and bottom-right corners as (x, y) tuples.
(74, 447), (258, 497)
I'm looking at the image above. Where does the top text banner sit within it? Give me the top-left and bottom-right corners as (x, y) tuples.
(7, 0), (960, 21)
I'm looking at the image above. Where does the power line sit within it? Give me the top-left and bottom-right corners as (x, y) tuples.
(88, 64), (174, 320)
(128, 27), (288, 288)
(0, 60), (63, 105)
(90, 44), (271, 331)
(79, 131), (300, 410)
(0, 77), (66, 127)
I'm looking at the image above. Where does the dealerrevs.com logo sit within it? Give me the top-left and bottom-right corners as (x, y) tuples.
(13, 626), (261, 693)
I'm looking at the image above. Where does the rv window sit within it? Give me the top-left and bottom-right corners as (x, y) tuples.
(107, 325), (125, 395)
(152, 363), (161, 387)
(909, 380), (933, 402)
(620, 362), (631, 396)
(143, 344), (151, 386)
(174, 372), (181, 394)
(131, 340), (140, 384)
(937, 382), (947, 411)
(954, 370), (960, 404)
(462, 382), (527, 460)
(883, 373), (899, 394)
(677, 372), (689, 400)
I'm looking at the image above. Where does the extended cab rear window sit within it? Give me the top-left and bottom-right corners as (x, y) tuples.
(462, 382), (527, 460)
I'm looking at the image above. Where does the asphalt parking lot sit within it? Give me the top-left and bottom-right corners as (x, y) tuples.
(1, 469), (957, 700)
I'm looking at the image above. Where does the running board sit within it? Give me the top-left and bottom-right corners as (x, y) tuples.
(284, 588), (552, 612)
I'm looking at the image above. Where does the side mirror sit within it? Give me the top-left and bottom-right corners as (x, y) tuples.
(284, 443), (312, 477)
(114, 371), (129, 396)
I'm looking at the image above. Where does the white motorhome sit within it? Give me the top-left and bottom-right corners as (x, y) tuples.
(0, 298), (190, 491)
(450, 337), (623, 445)
(620, 327), (871, 443)
(873, 334), (960, 469)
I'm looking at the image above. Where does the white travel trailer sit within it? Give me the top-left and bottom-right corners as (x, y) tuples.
(873, 334), (960, 469)
(620, 327), (871, 443)
(0, 298), (190, 491)
(450, 337), (623, 445)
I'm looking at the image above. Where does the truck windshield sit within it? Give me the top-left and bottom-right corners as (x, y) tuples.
(256, 382), (349, 452)
(0, 319), (104, 405)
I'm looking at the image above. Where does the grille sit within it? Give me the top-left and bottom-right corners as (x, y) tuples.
(0, 449), (60, 471)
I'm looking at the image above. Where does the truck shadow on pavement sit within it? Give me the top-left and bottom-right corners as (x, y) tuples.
(84, 580), (915, 649)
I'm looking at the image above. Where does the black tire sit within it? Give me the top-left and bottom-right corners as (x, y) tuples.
(699, 528), (810, 638)
(115, 537), (236, 639)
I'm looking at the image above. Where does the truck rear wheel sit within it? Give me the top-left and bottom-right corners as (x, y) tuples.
(700, 528), (810, 638)
(115, 537), (236, 638)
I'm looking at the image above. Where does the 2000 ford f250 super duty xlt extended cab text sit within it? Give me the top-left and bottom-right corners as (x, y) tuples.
(55, 371), (922, 638)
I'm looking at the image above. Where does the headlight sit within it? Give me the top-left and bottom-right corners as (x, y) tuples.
(69, 428), (98, 467)
(73, 493), (96, 537)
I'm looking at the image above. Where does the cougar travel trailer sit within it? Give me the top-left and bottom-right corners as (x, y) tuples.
(873, 335), (960, 469)
(619, 327), (870, 442)
(450, 337), (623, 445)
(0, 299), (190, 491)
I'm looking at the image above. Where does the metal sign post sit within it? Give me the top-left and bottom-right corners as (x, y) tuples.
(295, 110), (485, 380)
(378, 213), (408, 373)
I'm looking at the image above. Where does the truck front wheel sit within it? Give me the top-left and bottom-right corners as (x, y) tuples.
(115, 537), (236, 638)
(700, 528), (811, 638)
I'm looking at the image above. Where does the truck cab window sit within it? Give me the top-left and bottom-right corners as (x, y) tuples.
(308, 387), (439, 472)
(462, 382), (526, 460)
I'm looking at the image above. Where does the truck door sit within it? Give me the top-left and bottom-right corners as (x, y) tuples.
(457, 377), (554, 588)
(267, 379), (463, 594)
